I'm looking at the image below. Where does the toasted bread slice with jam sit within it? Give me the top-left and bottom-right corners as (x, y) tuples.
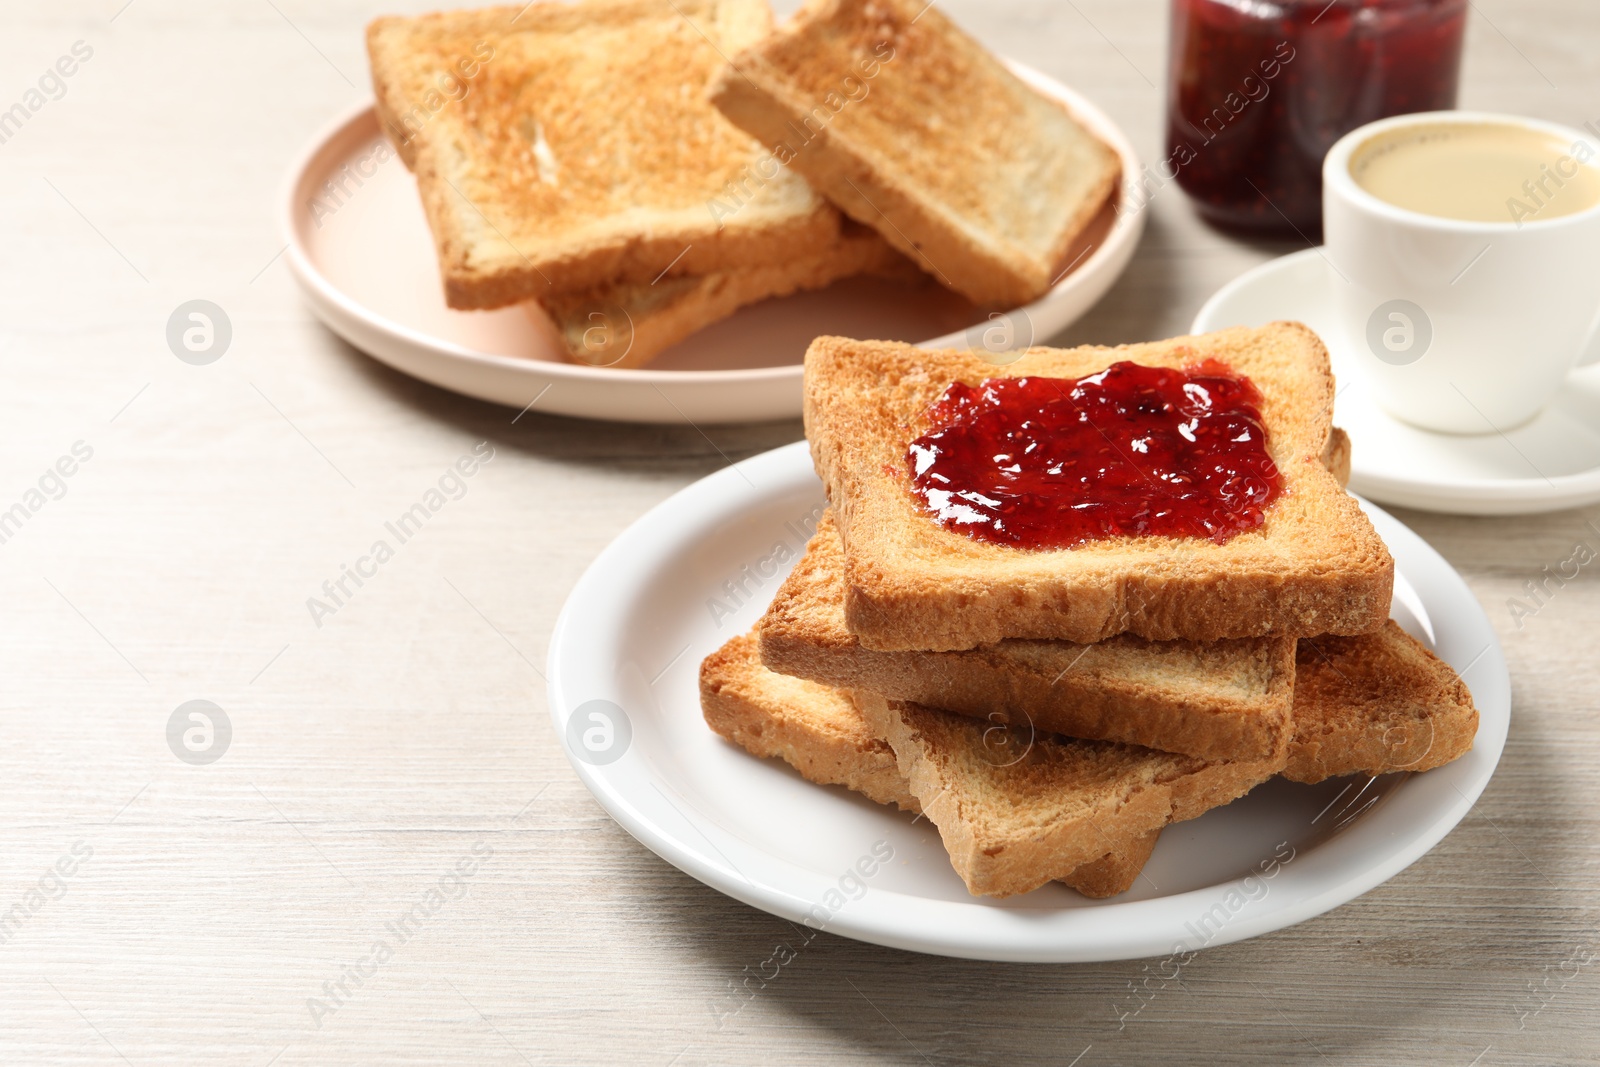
(367, 0), (840, 309)
(759, 512), (1297, 762)
(699, 632), (1160, 898)
(804, 326), (1395, 650)
(538, 223), (914, 368)
(709, 0), (1120, 306)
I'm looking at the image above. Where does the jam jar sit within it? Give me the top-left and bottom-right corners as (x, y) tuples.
(1164, 0), (1466, 235)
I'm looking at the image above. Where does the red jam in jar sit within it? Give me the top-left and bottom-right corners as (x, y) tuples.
(905, 360), (1283, 549)
(1164, 0), (1466, 234)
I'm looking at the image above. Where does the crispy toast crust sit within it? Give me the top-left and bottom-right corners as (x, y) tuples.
(701, 632), (919, 810)
(1286, 621), (1479, 783)
(699, 633), (1156, 896)
(759, 512), (1296, 761)
(367, 1), (841, 309)
(1322, 427), (1352, 489)
(710, 0), (1120, 306)
(803, 326), (1395, 649)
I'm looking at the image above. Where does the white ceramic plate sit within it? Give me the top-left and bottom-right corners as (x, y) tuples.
(280, 62), (1143, 424)
(546, 441), (1509, 962)
(1193, 247), (1600, 515)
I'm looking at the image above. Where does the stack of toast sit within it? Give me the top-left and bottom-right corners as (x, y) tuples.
(699, 323), (1479, 898)
(366, 0), (1121, 368)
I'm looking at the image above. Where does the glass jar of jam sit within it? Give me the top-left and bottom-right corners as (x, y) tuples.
(1164, 0), (1466, 235)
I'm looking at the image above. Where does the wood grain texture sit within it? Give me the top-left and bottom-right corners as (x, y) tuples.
(0, 1), (1597, 1064)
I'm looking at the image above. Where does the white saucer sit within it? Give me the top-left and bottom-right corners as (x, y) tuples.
(280, 62), (1144, 425)
(546, 441), (1508, 962)
(1193, 247), (1600, 515)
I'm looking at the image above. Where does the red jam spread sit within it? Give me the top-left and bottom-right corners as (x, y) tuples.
(905, 360), (1283, 549)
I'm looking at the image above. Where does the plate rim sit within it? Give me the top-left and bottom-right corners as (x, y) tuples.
(545, 440), (1510, 963)
(1191, 247), (1600, 512)
(277, 59), (1145, 391)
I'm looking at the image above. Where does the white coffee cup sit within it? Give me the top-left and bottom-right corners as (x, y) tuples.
(1323, 111), (1600, 434)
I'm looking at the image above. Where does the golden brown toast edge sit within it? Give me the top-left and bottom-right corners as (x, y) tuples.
(1286, 620), (1479, 783)
(701, 632), (917, 810)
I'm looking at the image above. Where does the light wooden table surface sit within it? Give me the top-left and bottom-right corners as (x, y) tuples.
(2, 1), (1597, 1063)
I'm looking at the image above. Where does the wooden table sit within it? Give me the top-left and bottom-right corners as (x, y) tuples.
(2, 1), (1596, 1063)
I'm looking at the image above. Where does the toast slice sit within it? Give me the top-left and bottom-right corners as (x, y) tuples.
(856, 691), (1280, 897)
(759, 511), (1297, 762)
(539, 223), (915, 368)
(804, 326), (1395, 649)
(367, 0), (841, 309)
(709, 0), (1120, 306)
(1287, 623), (1479, 783)
(700, 632), (1161, 897)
